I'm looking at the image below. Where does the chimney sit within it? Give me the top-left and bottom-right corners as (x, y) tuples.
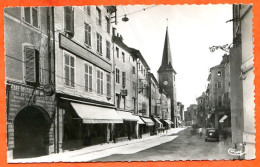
(112, 27), (117, 37)
(119, 35), (123, 41)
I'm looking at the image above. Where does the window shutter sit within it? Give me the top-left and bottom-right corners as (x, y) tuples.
(64, 7), (74, 37)
(25, 46), (39, 85)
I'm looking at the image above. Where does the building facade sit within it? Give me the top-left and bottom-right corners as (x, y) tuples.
(230, 4), (254, 159)
(5, 7), (56, 159)
(53, 6), (121, 152)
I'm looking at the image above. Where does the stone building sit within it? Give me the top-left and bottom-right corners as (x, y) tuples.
(53, 6), (120, 152)
(112, 32), (139, 142)
(230, 4), (254, 159)
(184, 104), (197, 126)
(4, 7), (56, 159)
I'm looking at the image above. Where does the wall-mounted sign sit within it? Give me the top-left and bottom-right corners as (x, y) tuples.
(121, 89), (128, 96)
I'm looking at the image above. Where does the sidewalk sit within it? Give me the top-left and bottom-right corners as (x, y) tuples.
(9, 127), (186, 163)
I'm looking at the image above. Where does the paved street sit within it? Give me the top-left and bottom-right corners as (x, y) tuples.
(9, 127), (235, 163)
(92, 127), (234, 161)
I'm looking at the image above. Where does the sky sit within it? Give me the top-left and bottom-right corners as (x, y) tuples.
(114, 5), (233, 110)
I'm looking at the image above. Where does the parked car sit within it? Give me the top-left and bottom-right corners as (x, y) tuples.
(205, 128), (219, 142)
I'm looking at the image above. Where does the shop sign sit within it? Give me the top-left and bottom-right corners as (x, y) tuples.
(7, 83), (55, 121)
(121, 89), (128, 96)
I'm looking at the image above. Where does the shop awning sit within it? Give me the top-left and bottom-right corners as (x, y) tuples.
(140, 117), (154, 126)
(219, 115), (228, 123)
(164, 120), (172, 125)
(133, 115), (145, 124)
(154, 118), (163, 126)
(71, 102), (123, 124)
(117, 111), (139, 121)
(170, 121), (174, 124)
(178, 120), (182, 124)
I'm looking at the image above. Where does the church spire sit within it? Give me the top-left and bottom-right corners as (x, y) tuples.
(158, 27), (176, 73)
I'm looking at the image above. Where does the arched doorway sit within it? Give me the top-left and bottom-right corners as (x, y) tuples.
(13, 106), (51, 158)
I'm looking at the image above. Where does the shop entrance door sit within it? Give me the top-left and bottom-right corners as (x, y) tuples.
(13, 106), (50, 158)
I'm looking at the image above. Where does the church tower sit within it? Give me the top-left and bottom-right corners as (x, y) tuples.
(158, 27), (177, 127)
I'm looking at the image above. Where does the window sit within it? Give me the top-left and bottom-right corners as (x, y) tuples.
(84, 23), (91, 46)
(107, 73), (111, 97)
(116, 94), (120, 108)
(122, 52), (125, 62)
(218, 82), (222, 88)
(64, 53), (75, 87)
(116, 68), (120, 84)
(217, 71), (222, 76)
(96, 33), (102, 54)
(214, 82), (217, 88)
(122, 97), (126, 109)
(64, 7), (74, 37)
(24, 7), (39, 28)
(116, 47), (119, 58)
(84, 6), (91, 16)
(84, 64), (92, 92)
(96, 7), (101, 26)
(24, 45), (40, 85)
(106, 17), (110, 33)
(138, 63), (140, 69)
(106, 41), (110, 60)
(218, 96), (222, 107)
(97, 70), (104, 95)
(132, 66), (136, 74)
(133, 81), (136, 91)
(122, 72), (126, 87)
(141, 65), (143, 73)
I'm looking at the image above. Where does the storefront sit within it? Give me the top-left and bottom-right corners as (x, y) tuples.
(140, 117), (154, 137)
(152, 117), (163, 134)
(162, 119), (172, 129)
(6, 82), (56, 159)
(57, 96), (123, 152)
(115, 111), (139, 142)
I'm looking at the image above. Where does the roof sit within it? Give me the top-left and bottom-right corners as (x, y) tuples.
(129, 47), (150, 70)
(158, 27), (176, 74)
(149, 72), (158, 85)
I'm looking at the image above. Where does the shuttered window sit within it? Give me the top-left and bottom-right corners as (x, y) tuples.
(84, 6), (91, 16)
(97, 70), (103, 95)
(64, 7), (74, 37)
(84, 23), (91, 46)
(107, 73), (111, 97)
(24, 46), (40, 85)
(85, 64), (92, 92)
(106, 17), (110, 33)
(64, 53), (75, 87)
(24, 7), (39, 28)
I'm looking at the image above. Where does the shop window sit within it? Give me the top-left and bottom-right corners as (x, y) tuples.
(84, 64), (92, 92)
(64, 53), (75, 87)
(64, 7), (74, 37)
(24, 45), (40, 85)
(23, 7), (39, 28)
(84, 23), (91, 47)
(97, 69), (104, 95)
